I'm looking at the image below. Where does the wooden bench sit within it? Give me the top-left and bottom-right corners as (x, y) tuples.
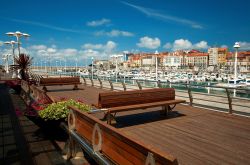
(95, 88), (186, 124)
(39, 77), (81, 91)
(68, 106), (178, 164)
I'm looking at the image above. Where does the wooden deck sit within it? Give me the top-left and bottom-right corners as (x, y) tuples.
(43, 85), (250, 164)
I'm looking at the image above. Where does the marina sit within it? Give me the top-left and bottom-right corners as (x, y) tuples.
(1, 70), (249, 164)
(1, 1), (250, 164)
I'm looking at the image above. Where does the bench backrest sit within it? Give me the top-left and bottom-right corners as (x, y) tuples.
(98, 88), (175, 108)
(69, 106), (178, 164)
(40, 77), (80, 85)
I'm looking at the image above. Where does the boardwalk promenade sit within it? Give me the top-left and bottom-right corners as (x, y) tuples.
(1, 74), (250, 164)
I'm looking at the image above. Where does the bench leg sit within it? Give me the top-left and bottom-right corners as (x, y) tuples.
(73, 84), (78, 90)
(103, 112), (116, 125)
(162, 105), (170, 116)
(42, 86), (47, 92)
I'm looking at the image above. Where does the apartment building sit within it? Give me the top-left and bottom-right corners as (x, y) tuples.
(208, 48), (218, 66)
(186, 51), (209, 69)
(227, 51), (250, 71)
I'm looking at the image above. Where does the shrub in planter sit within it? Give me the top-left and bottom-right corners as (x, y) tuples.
(38, 99), (91, 121)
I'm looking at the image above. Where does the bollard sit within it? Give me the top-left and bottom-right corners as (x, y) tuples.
(108, 79), (114, 91)
(157, 80), (162, 88)
(121, 82), (126, 91)
(82, 77), (87, 85)
(136, 80), (142, 90)
(225, 88), (233, 114)
(186, 84), (193, 106)
(90, 78), (94, 86)
(97, 77), (103, 89)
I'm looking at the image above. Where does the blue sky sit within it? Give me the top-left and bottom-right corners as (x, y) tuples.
(0, 0), (250, 66)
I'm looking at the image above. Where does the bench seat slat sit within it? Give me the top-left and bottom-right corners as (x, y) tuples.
(107, 99), (186, 113)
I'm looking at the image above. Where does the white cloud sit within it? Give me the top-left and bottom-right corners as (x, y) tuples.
(172, 39), (192, 50)
(81, 41), (117, 59)
(95, 29), (134, 37)
(137, 36), (161, 49)
(87, 18), (111, 27)
(193, 41), (209, 49)
(5, 17), (84, 33)
(29, 45), (47, 50)
(47, 48), (57, 53)
(163, 43), (172, 49)
(105, 41), (117, 52)
(82, 43), (104, 50)
(81, 41), (117, 52)
(221, 45), (228, 48)
(122, 1), (203, 29)
(238, 41), (250, 50)
(164, 39), (210, 50)
(62, 48), (78, 56)
(0, 41), (3, 47)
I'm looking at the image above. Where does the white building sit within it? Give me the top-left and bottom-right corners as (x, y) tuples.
(208, 48), (218, 66)
(163, 52), (181, 67)
(110, 54), (124, 64)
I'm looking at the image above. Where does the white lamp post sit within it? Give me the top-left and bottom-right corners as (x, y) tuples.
(2, 54), (11, 73)
(4, 41), (18, 78)
(4, 41), (17, 64)
(44, 60), (47, 72)
(6, 31), (30, 56)
(155, 50), (159, 81)
(40, 60), (43, 71)
(75, 58), (78, 72)
(91, 57), (94, 79)
(56, 61), (58, 71)
(233, 42), (240, 84)
(233, 42), (240, 97)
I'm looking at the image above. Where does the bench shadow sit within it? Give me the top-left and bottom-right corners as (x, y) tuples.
(46, 88), (85, 92)
(113, 110), (186, 128)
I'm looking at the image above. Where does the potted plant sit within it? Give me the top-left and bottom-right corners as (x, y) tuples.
(38, 99), (91, 122)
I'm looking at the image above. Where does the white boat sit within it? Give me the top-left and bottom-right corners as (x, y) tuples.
(216, 79), (245, 88)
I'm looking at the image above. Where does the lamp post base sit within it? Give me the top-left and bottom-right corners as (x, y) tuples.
(12, 71), (17, 79)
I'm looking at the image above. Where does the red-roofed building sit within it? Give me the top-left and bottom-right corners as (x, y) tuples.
(226, 51), (250, 71)
(186, 52), (209, 69)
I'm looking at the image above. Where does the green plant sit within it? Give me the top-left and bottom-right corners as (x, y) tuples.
(38, 99), (91, 121)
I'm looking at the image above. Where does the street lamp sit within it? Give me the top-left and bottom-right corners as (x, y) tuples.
(233, 42), (240, 84)
(6, 31), (30, 56)
(4, 41), (17, 64)
(75, 58), (78, 72)
(2, 54), (11, 73)
(91, 57), (94, 79)
(155, 50), (159, 81)
(4, 41), (18, 78)
(56, 61), (58, 72)
(233, 42), (240, 97)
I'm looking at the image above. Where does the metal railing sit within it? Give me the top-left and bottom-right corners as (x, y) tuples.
(37, 71), (250, 117)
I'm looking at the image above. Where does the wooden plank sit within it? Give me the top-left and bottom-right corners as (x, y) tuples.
(98, 88), (175, 108)
(71, 107), (178, 165)
(108, 100), (186, 113)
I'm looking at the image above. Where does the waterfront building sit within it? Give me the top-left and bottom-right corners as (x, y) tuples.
(226, 51), (250, 72)
(208, 47), (219, 66)
(218, 48), (228, 66)
(128, 54), (141, 68)
(186, 50), (209, 69)
(163, 51), (182, 68)
(141, 53), (154, 67)
(95, 60), (110, 70)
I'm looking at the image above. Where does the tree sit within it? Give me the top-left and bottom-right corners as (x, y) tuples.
(14, 53), (33, 81)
